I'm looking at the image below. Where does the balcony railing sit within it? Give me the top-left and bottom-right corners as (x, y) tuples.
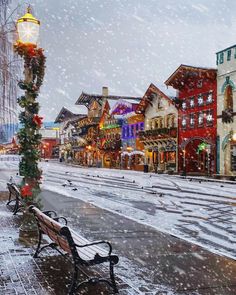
(139, 127), (177, 140)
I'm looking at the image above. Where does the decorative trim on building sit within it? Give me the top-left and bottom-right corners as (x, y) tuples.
(221, 133), (232, 151)
(221, 77), (235, 94)
(180, 136), (215, 149)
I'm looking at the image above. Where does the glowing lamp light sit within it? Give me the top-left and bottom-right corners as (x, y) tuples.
(232, 133), (236, 141)
(17, 6), (40, 45)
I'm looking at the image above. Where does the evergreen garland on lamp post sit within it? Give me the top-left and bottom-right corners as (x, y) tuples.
(14, 43), (45, 201)
(14, 6), (45, 242)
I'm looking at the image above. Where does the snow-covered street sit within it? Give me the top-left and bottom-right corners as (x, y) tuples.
(1, 160), (236, 261)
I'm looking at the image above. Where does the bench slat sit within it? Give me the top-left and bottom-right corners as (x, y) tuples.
(71, 230), (109, 259)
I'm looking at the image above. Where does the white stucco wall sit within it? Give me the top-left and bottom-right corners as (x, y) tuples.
(217, 46), (236, 175)
(145, 95), (178, 129)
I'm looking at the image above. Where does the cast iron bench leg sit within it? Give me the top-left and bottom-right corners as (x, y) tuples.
(69, 265), (78, 295)
(13, 199), (19, 215)
(33, 230), (42, 258)
(110, 261), (119, 293)
(6, 191), (12, 205)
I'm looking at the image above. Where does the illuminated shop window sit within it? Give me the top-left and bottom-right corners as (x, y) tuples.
(167, 151), (176, 162)
(198, 94), (204, 106)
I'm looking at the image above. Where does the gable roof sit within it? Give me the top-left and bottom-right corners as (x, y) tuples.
(54, 107), (85, 123)
(111, 98), (140, 115)
(165, 64), (217, 90)
(136, 83), (174, 114)
(76, 91), (141, 108)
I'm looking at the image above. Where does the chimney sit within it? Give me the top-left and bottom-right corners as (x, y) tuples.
(102, 86), (109, 97)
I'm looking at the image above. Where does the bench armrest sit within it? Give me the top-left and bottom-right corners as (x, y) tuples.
(53, 216), (68, 225)
(75, 240), (112, 255)
(42, 210), (57, 218)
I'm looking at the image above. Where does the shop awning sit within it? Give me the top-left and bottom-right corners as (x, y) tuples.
(121, 150), (145, 157)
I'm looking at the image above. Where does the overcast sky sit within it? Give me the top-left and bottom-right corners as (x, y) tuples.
(15, 0), (236, 121)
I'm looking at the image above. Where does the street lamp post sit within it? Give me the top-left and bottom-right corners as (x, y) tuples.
(14, 6), (46, 243)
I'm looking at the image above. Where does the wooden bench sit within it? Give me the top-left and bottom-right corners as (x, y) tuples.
(29, 206), (119, 294)
(6, 182), (23, 215)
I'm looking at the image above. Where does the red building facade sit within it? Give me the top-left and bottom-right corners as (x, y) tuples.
(165, 65), (217, 175)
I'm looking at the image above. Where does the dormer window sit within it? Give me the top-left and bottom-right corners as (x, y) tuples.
(197, 79), (203, 88)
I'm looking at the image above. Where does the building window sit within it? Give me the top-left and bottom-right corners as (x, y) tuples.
(154, 117), (164, 129)
(224, 84), (233, 110)
(227, 50), (231, 61)
(166, 114), (175, 128)
(122, 127), (125, 138)
(190, 114), (195, 128)
(206, 92), (213, 104)
(206, 110), (213, 126)
(231, 145), (236, 171)
(182, 117), (187, 129)
(190, 97), (195, 108)
(198, 112), (204, 127)
(127, 126), (130, 137)
(219, 52), (224, 64)
(182, 101), (187, 110)
(234, 48), (236, 59)
(131, 125), (134, 137)
(216, 53), (219, 65)
(197, 79), (203, 88)
(198, 94), (204, 106)
(140, 122), (144, 130)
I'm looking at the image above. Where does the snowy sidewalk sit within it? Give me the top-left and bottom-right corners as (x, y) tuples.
(0, 187), (236, 294)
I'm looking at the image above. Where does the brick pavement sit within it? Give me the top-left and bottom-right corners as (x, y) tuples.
(0, 192), (133, 295)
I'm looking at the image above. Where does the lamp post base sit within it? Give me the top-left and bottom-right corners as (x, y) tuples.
(19, 210), (38, 245)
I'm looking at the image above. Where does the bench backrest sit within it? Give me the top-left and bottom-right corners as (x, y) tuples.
(30, 206), (75, 255)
